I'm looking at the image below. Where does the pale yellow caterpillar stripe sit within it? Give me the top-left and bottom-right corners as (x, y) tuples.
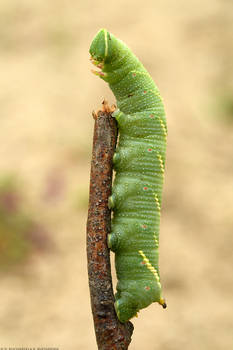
(104, 29), (108, 58)
(138, 250), (161, 286)
(154, 193), (161, 213)
(158, 115), (167, 138)
(157, 152), (165, 174)
(153, 234), (159, 248)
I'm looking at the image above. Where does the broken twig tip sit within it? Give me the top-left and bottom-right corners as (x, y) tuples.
(92, 110), (98, 120)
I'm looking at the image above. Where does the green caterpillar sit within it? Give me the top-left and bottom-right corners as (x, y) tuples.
(89, 29), (167, 323)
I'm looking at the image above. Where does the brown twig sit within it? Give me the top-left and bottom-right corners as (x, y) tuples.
(86, 106), (134, 349)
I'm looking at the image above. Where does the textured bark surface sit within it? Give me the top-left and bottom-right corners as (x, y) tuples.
(86, 109), (134, 350)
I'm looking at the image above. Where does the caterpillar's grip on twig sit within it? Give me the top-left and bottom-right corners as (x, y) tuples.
(89, 29), (167, 323)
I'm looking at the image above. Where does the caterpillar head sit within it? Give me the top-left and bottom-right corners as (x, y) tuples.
(89, 28), (114, 65)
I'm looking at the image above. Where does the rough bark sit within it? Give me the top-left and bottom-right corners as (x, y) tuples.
(86, 108), (134, 349)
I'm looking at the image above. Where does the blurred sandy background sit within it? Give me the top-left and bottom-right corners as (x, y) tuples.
(0, 0), (232, 349)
